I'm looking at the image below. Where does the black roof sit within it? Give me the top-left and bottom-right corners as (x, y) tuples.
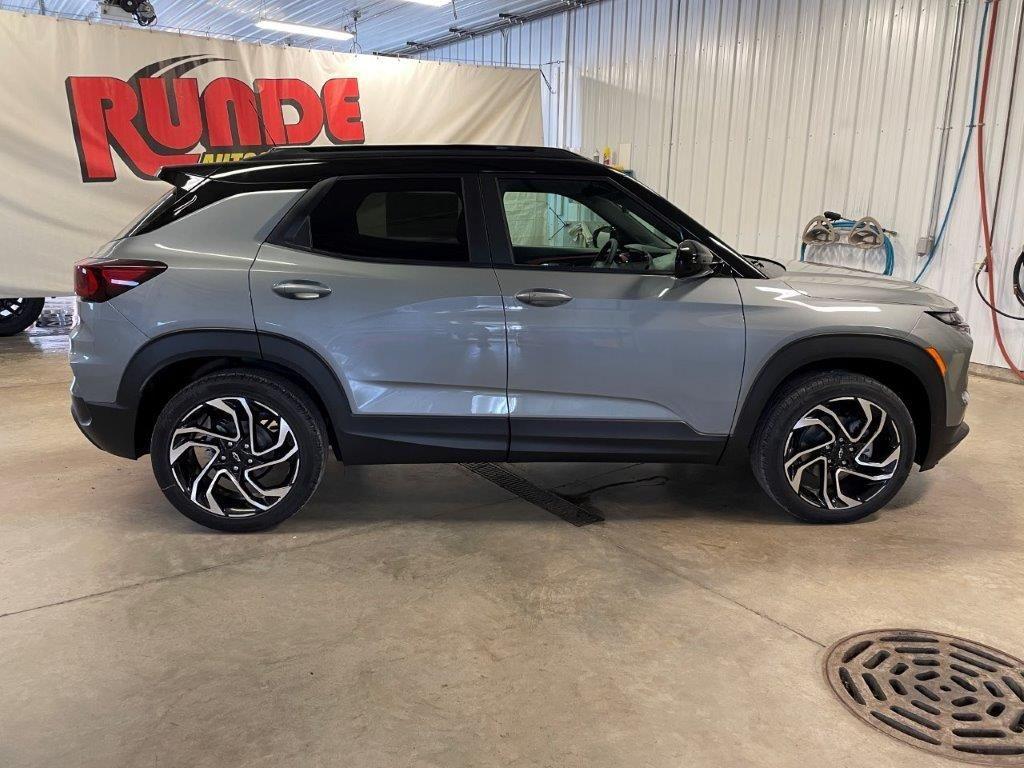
(260, 144), (580, 161)
(161, 144), (604, 185)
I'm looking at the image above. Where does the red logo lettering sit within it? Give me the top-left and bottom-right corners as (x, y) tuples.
(65, 56), (366, 182)
(322, 78), (364, 144)
(256, 78), (325, 145)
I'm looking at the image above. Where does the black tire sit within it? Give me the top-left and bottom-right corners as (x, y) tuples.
(0, 297), (45, 336)
(750, 371), (916, 523)
(151, 369), (328, 532)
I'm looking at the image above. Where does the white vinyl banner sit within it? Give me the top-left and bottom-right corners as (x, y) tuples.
(0, 11), (543, 295)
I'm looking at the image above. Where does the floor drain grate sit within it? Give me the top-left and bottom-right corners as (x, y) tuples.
(825, 629), (1024, 765)
(461, 463), (604, 526)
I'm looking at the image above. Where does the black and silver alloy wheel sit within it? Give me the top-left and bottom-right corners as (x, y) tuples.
(169, 397), (300, 518)
(751, 371), (916, 524)
(152, 370), (327, 532)
(784, 397), (901, 510)
(0, 297), (45, 336)
(0, 297), (27, 318)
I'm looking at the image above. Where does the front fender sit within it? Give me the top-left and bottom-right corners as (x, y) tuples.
(721, 334), (947, 467)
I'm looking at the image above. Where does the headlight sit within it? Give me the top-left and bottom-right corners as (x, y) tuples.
(928, 309), (971, 335)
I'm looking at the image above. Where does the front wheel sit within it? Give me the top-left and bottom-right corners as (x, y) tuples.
(0, 297), (45, 336)
(751, 371), (916, 523)
(151, 370), (328, 532)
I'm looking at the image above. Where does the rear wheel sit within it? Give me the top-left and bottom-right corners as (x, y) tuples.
(0, 297), (45, 336)
(751, 371), (916, 523)
(151, 370), (328, 532)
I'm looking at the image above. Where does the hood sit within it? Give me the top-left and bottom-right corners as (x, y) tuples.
(778, 261), (957, 310)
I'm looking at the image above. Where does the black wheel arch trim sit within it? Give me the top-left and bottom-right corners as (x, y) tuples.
(721, 333), (948, 467)
(116, 330), (263, 406)
(114, 330), (262, 459)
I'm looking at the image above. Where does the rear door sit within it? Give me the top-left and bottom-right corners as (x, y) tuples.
(250, 174), (509, 462)
(481, 174), (746, 462)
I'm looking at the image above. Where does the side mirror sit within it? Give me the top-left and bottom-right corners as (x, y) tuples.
(674, 239), (715, 280)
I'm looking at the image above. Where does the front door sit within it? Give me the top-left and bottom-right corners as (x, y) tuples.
(250, 174), (509, 462)
(481, 174), (746, 462)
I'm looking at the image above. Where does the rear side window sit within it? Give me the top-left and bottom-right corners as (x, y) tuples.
(114, 189), (178, 239)
(286, 177), (469, 263)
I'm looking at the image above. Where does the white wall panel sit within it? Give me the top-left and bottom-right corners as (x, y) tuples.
(419, 15), (567, 147)
(422, 0), (1024, 371)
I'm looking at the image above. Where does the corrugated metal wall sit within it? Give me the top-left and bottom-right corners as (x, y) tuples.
(421, 0), (1024, 371)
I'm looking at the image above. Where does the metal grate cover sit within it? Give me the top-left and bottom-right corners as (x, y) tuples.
(461, 463), (603, 526)
(826, 629), (1024, 765)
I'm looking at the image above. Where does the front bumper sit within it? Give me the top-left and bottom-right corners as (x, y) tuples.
(919, 420), (969, 471)
(71, 396), (140, 459)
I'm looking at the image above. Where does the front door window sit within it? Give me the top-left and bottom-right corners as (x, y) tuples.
(498, 178), (679, 273)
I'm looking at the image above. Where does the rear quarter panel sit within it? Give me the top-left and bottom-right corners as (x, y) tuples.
(104, 189), (304, 337)
(69, 300), (149, 403)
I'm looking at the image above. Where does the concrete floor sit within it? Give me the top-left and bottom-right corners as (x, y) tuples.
(1, 328), (1023, 768)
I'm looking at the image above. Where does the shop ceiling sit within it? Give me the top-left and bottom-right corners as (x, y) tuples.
(5, 0), (590, 56)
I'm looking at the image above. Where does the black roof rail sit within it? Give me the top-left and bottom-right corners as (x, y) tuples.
(258, 144), (581, 160)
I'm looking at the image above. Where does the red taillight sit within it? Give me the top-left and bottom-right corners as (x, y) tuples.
(74, 260), (167, 302)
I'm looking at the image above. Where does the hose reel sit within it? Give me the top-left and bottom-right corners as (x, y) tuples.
(800, 211), (896, 276)
(847, 217), (886, 249)
(801, 215), (841, 246)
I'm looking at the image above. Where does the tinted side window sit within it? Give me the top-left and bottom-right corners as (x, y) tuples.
(294, 178), (468, 263)
(117, 188), (177, 239)
(497, 178), (679, 273)
(503, 190), (609, 250)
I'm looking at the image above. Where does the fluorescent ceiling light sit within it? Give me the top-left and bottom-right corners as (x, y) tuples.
(256, 19), (354, 41)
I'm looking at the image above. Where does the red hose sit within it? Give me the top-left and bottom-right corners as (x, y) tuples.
(977, 0), (1024, 380)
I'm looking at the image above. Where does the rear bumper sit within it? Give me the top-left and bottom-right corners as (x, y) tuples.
(919, 421), (969, 471)
(71, 396), (139, 459)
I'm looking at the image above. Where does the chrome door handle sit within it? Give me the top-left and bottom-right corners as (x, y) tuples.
(515, 288), (573, 307)
(272, 280), (332, 300)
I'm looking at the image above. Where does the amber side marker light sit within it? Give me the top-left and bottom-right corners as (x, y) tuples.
(924, 346), (947, 377)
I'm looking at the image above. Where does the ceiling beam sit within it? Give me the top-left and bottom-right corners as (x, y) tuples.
(375, 0), (595, 57)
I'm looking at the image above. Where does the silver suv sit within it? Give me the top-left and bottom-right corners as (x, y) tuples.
(70, 145), (971, 532)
